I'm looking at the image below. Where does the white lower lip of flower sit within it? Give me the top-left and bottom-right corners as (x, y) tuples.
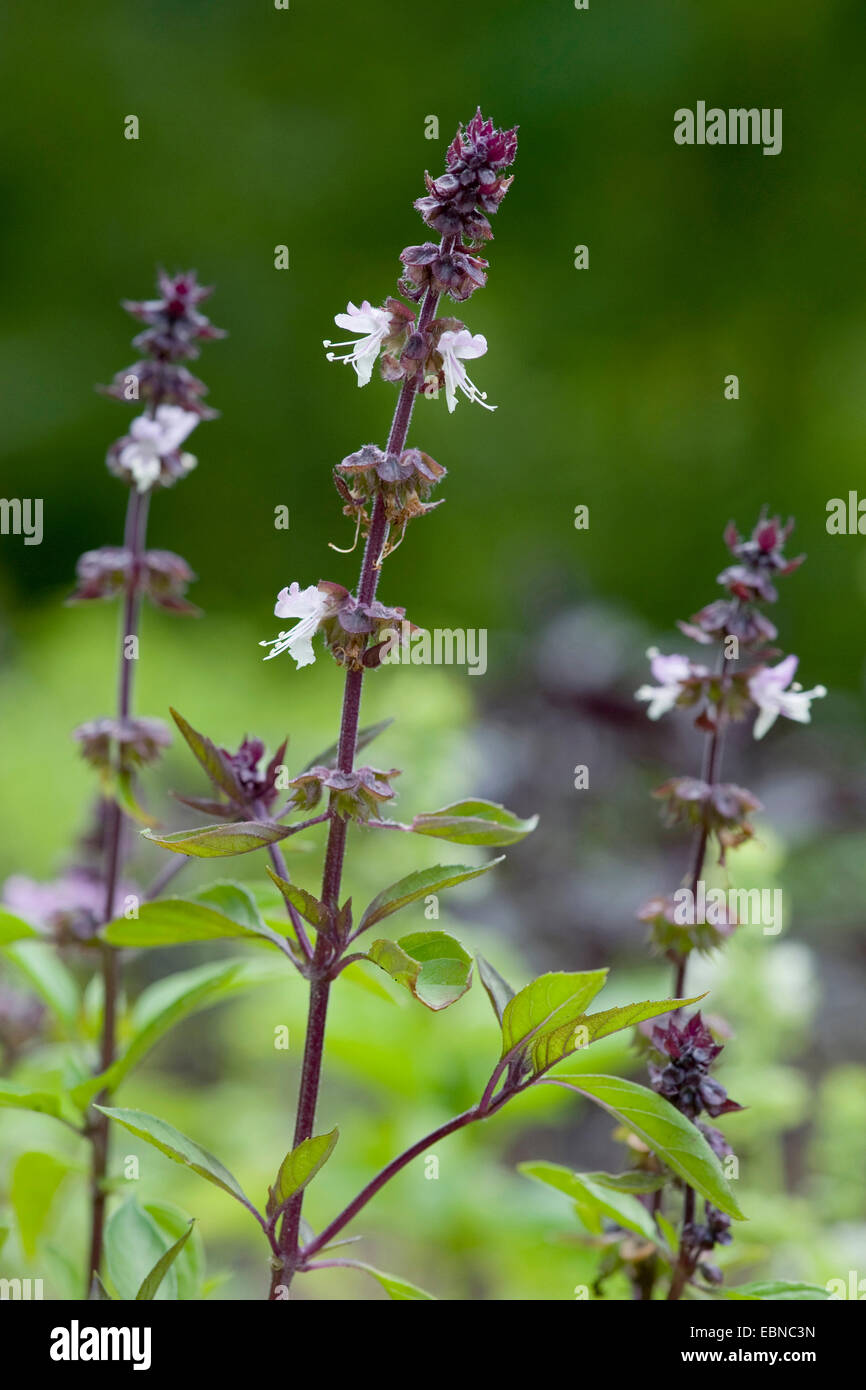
(635, 684), (680, 720)
(749, 677), (826, 739)
(120, 444), (162, 493)
(260, 612), (322, 668)
(323, 336), (381, 387)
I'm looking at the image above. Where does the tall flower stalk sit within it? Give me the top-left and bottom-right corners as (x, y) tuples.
(266, 109), (519, 1295)
(632, 514), (825, 1300)
(70, 271), (224, 1287)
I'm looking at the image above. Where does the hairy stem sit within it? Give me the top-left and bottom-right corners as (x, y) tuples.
(667, 645), (732, 1299)
(269, 282), (442, 1298)
(86, 486), (150, 1291)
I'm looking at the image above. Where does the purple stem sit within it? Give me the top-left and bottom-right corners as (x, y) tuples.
(301, 1108), (480, 1263)
(268, 280), (442, 1298)
(667, 643), (733, 1299)
(86, 485), (150, 1291)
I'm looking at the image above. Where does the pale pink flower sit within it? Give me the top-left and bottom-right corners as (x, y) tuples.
(324, 301), (391, 387)
(748, 655), (826, 739)
(436, 329), (494, 412)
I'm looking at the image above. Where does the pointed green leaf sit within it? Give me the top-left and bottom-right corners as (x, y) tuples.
(12, 1152), (71, 1258)
(189, 880), (268, 931)
(266, 868), (329, 928)
(411, 799), (538, 847)
(519, 1161), (660, 1243)
(656, 1212), (679, 1256)
(105, 1199), (179, 1302)
(95, 1106), (260, 1218)
(0, 1080), (66, 1120)
(267, 1129), (339, 1218)
(136, 1219), (195, 1300)
(722, 1280), (831, 1301)
(549, 1073), (745, 1221)
(169, 708), (245, 804)
(0, 909), (41, 946)
(585, 1170), (666, 1195)
(111, 769), (157, 827)
(476, 953), (516, 1025)
(531, 993), (704, 1076)
(141, 820), (297, 858)
(101, 897), (292, 957)
(144, 1202), (205, 1302)
(367, 931), (473, 1011)
(350, 1261), (435, 1300)
(359, 859), (504, 935)
(500, 971), (608, 1062)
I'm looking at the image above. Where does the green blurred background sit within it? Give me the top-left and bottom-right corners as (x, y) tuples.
(1, 0), (865, 1299)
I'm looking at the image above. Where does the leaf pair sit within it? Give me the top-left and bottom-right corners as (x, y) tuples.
(494, 968), (702, 1079)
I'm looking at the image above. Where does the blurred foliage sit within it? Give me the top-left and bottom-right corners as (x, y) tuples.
(1, 0), (865, 1300)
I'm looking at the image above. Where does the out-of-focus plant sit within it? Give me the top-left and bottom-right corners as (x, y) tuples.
(521, 515), (832, 1302)
(1, 270), (225, 1295)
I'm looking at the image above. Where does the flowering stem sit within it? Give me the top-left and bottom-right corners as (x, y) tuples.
(86, 486), (150, 1292)
(667, 645), (732, 1300)
(673, 646), (732, 1000)
(268, 281), (442, 1299)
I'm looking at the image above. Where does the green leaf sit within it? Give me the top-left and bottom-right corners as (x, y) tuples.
(0, 1080), (66, 1120)
(656, 1212), (679, 1256)
(144, 1202), (205, 1302)
(500, 970), (608, 1063)
(2, 942), (80, 1031)
(169, 708), (244, 804)
(266, 867), (329, 928)
(584, 1170), (666, 1195)
(141, 820), (296, 858)
(358, 859), (504, 936)
(351, 1261), (435, 1300)
(105, 1199), (179, 1302)
(0, 908), (41, 946)
(267, 1129), (339, 1218)
(302, 718), (393, 774)
(476, 953), (515, 1025)
(722, 1280), (832, 1301)
(11, 1152), (71, 1258)
(136, 1219), (195, 1300)
(95, 1106), (259, 1218)
(410, 799), (538, 846)
(111, 769), (157, 827)
(367, 931), (473, 1011)
(189, 880), (268, 930)
(531, 993), (704, 1076)
(518, 1161), (660, 1244)
(101, 897), (292, 957)
(550, 1074), (745, 1221)
(72, 957), (281, 1107)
